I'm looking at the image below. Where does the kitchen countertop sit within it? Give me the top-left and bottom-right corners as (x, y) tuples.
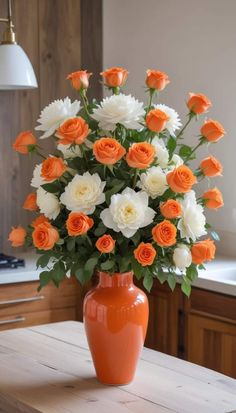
(1, 252), (236, 297)
(0, 321), (235, 413)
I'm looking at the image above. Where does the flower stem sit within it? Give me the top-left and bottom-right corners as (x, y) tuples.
(176, 113), (195, 140)
(80, 90), (91, 118)
(147, 89), (155, 112)
(185, 141), (204, 162)
(35, 148), (46, 159)
(132, 169), (139, 188)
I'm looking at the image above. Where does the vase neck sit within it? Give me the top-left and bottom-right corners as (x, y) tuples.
(98, 271), (134, 288)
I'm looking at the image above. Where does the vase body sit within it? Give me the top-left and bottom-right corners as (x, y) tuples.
(83, 271), (149, 385)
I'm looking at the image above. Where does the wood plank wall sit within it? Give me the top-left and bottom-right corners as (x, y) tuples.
(0, 0), (102, 254)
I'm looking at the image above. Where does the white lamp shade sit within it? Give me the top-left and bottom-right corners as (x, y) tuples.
(0, 44), (38, 90)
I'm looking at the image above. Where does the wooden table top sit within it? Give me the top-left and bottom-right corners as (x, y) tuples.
(0, 321), (235, 413)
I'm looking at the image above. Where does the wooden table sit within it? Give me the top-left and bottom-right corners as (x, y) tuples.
(0, 322), (235, 413)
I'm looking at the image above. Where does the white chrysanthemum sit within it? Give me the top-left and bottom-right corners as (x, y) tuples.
(35, 98), (81, 139)
(154, 104), (182, 136)
(31, 164), (45, 188)
(170, 154), (184, 168)
(138, 166), (168, 199)
(92, 94), (145, 131)
(177, 191), (207, 242)
(101, 188), (155, 238)
(173, 244), (192, 272)
(36, 187), (60, 220)
(60, 172), (105, 214)
(152, 137), (169, 168)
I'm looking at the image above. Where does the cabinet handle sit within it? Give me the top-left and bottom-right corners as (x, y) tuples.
(0, 316), (25, 326)
(0, 296), (44, 306)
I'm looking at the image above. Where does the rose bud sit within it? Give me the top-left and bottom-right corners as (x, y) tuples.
(200, 156), (223, 177)
(100, 67), (128, 87)
(146, 69), (170, 91)
(200, 119), (225, 142)
(67, 70), (92, 91)
(187, 93), (212, 114)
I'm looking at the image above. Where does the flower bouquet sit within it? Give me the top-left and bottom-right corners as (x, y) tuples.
(9, 67), (225, 384)
(9, 67), (224, 296)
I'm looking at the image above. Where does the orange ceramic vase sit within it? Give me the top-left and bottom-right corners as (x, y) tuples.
(83, 271), (149, 385)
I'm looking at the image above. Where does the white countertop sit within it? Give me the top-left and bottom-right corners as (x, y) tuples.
(0, 253), (41, 285)
(0, 252), (236, 297)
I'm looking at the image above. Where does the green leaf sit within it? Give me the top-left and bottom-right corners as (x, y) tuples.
(167, 273), (176, 291)
(117, 256), (130, 273)
(94, 223), (107, 236)
(66, 237), (76, 252)
(130, 231), (141, 246)
(181, 279), (191, 297)
(155, 268), (167, 284)
(186, 264), (198, 282)
(210, 231), (220, 242)
(179, 145), (192, 158)
(81, 256), (99, 282)
(143, 272), (153, 292)
(101, 260), (115, 271)
(131, 257), (145, 280)
(105, 182), (125, 204)
(167, 136), (177, 157)
(41, 181), (61, 193)
(36, 253), (51, 269)
(75, 265), (86, 284)
(38, 271), (51, 291)
(51, 261), (65, 287)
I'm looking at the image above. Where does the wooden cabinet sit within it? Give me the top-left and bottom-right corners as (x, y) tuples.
(137, 280), (183, 357)
(0, 278), (84, 331)
(141, 281), (236, 378)
(185, 287), (236, 378)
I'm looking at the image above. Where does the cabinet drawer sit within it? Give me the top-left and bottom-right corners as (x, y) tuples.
(0, 307), (77, 331)
(0, 278), (81, 317)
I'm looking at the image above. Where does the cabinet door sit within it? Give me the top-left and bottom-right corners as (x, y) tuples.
(186, 314), (236, 378)
(144, 282), (182, 357)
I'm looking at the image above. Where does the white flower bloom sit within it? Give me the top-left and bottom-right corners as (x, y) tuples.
(92, 94), (145, 131)
(173, 244), (192, 272)
(36, 187), (60, 220)
(60, 172), (105, 214)
(31, 164), (44, 188)
(170, 154), (184, 169)
(154, 103), (182, 136)
(57, 143), (82, 159)
(101, 188), (155, 238)
(178, 191), (207, 242)
(138, 166), (168, 199)
(152, 137), (169, 168)
(35, 98), (81, 139)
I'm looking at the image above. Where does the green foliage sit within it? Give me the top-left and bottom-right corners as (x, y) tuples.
(167, 136), (177, 157)
(143, 271), (153, 292)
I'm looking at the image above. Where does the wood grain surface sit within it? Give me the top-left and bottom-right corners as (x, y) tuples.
(0, 0), (103, 253)
(0, 321), (235, 413)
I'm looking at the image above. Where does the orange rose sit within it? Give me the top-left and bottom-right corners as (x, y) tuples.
(202, 187), (224, 209)
(200, 119), (225, 142)
(56, 117), (89, 145)
(23, 192), (38, 211)
(31, 215), (49, 228)
(146, 69), (170, 91)
(191, 239), (216, 265)
(200, 156), (223, 177)
(187, 93), (212, 114)
(12, 131), (36, 154)
(146, 109), (169, 132)
(8, 226), (26, 247)
(93, 137), (126, 165)
(152, 220), (177, 247)
(41, 157), (67, 181)
(66, 212), (94, 236)
(167, 165), (197, 193)
(100, 67), (128, 87)
(126, 142), (155, 169)
(160, 199), (182, 219)
(32, 222), (59, 250)
(96, 234), (116, 253)
(67, 70), (92, 91)
(134, 242), (157, 266)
